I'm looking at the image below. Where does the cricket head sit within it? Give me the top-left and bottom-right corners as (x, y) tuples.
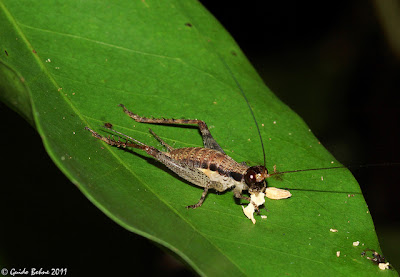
(244, 165), (269, 193)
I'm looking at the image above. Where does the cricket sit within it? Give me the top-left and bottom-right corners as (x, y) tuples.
(85, 104), (347, 223)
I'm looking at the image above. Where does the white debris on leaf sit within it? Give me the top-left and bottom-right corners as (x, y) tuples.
(379, 262), (390, 270)
(242, 188), (291, 224)
(336, 251), (341, 257)
(261, 215), (267, 219)
(242, 204), (256, 224)
(330, 228), (338, 232)
(265, 187), (292, 200)
(352, 241), (360, 246)
(242, 192), (265, 224)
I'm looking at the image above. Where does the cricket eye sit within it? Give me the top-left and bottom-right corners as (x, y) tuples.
(244, 169), (257, 185)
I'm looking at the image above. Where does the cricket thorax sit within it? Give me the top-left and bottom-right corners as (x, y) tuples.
(168, 147), (248, 191)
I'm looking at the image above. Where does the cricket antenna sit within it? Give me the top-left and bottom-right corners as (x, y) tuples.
(267, 162), (400, 177)
(268, 166), (347, 177)
(219, 55), (267, 167)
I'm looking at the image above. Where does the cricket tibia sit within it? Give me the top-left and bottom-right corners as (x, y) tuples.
(84, 126), (159, 157)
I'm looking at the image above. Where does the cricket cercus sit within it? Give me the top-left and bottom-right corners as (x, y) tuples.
(85, 104), (292, 224)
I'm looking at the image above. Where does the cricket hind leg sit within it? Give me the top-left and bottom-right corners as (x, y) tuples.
(101, 123), (146, 146)
(85, 126), (160, 157)
(118, 104), (225, 154)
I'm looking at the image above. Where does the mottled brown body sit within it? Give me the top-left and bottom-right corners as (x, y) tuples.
(168, 147), (248, 187)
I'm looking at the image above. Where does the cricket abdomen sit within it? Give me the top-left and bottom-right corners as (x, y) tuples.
(169, 147), (248, 191)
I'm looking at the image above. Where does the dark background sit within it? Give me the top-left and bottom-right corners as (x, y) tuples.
(1, 1), (399, 275)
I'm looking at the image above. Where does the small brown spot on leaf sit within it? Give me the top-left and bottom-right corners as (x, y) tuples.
(33, 49), (37, 54)
(185, 22), (192, 27)
(5, 50), (8, 56)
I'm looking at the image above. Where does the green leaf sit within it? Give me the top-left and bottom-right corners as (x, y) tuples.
(1, 0), (396, 276)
